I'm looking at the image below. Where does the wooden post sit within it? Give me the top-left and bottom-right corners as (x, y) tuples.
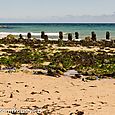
(91, 31), (96, 41)
(59, 31), (63, 39)
(68, 33), (72, 41)
(27, 32), (31, 39)
(75, 32), (79, 39)
(44, 35), (48, 42)
(106, 31), (110, 40)
(41, 31), (45, 38)
(19, 34), (23, 39)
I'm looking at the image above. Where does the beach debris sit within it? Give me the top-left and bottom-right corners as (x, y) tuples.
(85, 36), (91, 41)
(106, 31), (110, 40)
(75, 32), (79, 39)
(25, 85), (29, 87)
(42, 89), (49, 94)
(7, 34), (16, 39)
(41, 31), (45, 38)
(99, 101), (107, 104)
(76, 111), (84, 115)
(10, 93), (13, 98)
(0, 90), (6, 97)
(27, 32), (31, 38)
(1, 48), (16, 53)
(31, 91), (38, 95)
(16, 90), (19, 93)
(85, 76), (97, 80)
(55, 91), (60, 93)
(16, 81), (24, 84)
(47, 68), (61, 77)
(72, 103), (81, 107)
(89, 85), (97, 87)
(33, 69), (47, 75)
(70, 110), (84, 115)
(25, 98), (36, 102)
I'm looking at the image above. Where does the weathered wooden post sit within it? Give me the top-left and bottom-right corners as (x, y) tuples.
(91, 31), (96, 41)
(44, 35), (48, 42)
(59, 31), (63, 39)
(75, 32), (79, 39)
(41, 31), (45, 38)
(27, 32), (31, 39)
(58, 31), (63, 46)
(19, 34), (23, 39)
(106, 31), (110, 40)
(68, 33), (72, 41)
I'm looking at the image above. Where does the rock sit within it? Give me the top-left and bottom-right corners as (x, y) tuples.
(85, 76), (97, 80)
(33, 71), (44, 75)
(76, 111), (84, 115)
(85, 36), (91, 41)
(64, 70), (78, 76)
(64, 70), (82, 79)
(10, 93), (13, 98)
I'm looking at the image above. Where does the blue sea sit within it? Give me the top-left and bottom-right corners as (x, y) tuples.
(0, 23), (115, 39)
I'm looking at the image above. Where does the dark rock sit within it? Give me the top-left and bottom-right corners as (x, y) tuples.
(10, 93), (13, 98)
(76, 111), (84, 115)
(31, 92), (38, 95)
(33, 71), (44, 75)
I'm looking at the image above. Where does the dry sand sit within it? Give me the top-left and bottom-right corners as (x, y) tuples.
(0, 72), (115, 115)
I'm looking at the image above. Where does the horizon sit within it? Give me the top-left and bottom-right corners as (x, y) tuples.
(1, 22), (115, 24)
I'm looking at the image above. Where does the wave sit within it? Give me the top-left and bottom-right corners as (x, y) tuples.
(0, 32), (60, 36)
(0, 32), (59, 36)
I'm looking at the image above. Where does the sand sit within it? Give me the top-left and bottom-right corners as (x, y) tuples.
(0, 72), (115, 115)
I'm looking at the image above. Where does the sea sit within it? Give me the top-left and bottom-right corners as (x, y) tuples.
(0, 23), (115, 40)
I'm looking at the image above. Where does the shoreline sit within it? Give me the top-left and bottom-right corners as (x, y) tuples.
(0, 33), (115, 115)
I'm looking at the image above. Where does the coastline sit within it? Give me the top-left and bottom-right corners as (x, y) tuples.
(0, 31), (115, 115)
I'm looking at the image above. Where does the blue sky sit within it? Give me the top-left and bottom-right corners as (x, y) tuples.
(0, 0), (115, 22)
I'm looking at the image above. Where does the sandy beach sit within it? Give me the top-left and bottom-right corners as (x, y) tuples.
(0, 72), (115, 115)
(0, 32), (114, 115)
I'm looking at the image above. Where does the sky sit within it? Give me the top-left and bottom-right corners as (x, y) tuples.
(0, 0), (115, 22)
